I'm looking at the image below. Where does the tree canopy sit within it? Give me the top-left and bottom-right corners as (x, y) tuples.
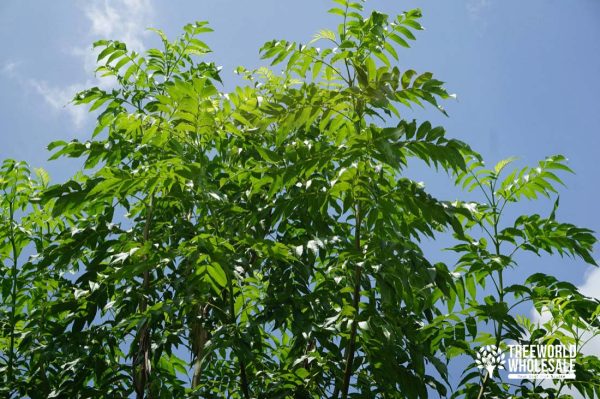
(0, 1), (598, 398)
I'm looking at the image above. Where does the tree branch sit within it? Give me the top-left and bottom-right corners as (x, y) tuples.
(134, 194), (155, 399)
(341, 201), (362, 399)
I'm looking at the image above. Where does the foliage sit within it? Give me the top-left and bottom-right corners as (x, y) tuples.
(0, 1), (597, 398)
(449, 155), (599, 398)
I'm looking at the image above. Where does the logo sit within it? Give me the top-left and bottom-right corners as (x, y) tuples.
(475, 343), (577, 380)
(476, 345), (505, 376)
(506, 344), (576, 380)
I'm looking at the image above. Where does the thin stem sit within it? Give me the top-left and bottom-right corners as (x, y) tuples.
(491, 186), (504, 309)
(340, 201), (362, 399)
(468, 169), (494, 207)
(227, 276), (251, 399)
(36, 218), (51, 388)
(337, 62), (363, 396)
(340, 2), (355, 87)
(475, 218), (496, 245)
(476, 370), (489, 399)
(477, 182), (505, 399)
(134, 195), (155, 399)
(7, 200), (18, 387)
(300, 50), (348, 84)
(489, 274), (500, 298)
(507, 297), (532, 313)
(190, 305), (209, 388)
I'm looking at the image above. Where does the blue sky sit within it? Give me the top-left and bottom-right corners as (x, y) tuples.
(1, 0), (599, 392)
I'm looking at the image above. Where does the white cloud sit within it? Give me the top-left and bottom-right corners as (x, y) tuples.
(574, 267), (600, 356)
(0, 61), (20, 78)
(528, 267), (600, 398)
(27, 79), (90, 129)
(577, 267), (600, 298)
(1, 60), (89, 128)
(76, 0), (154, 82)
(0, 0), (155, 129)
(83, 0), (153, 52)
(466, 0), (491, 21)
(529, 267), (600, 353)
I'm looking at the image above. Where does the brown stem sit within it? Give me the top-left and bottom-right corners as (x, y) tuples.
(340, 203), (362, 399)
(185, 206), (210, 389)
(239, 360), (251, 399)
(227, 271), (251, 399)
(191, 304), (210, 388)
(134, 196), (155, 398)
(134, 321), (151, 399)
(304, 339), (316, 370)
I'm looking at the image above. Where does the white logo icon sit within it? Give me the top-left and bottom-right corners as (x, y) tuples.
(476, 345), (506, 376)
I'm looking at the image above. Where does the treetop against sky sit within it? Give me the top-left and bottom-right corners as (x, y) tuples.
(0, 1), (598, 398)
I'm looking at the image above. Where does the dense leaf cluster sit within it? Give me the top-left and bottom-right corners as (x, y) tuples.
(0, 1), (597, 398)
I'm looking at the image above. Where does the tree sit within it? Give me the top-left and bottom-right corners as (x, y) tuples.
(0, 1), (597, 398)
(452, 156), (599, 398)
